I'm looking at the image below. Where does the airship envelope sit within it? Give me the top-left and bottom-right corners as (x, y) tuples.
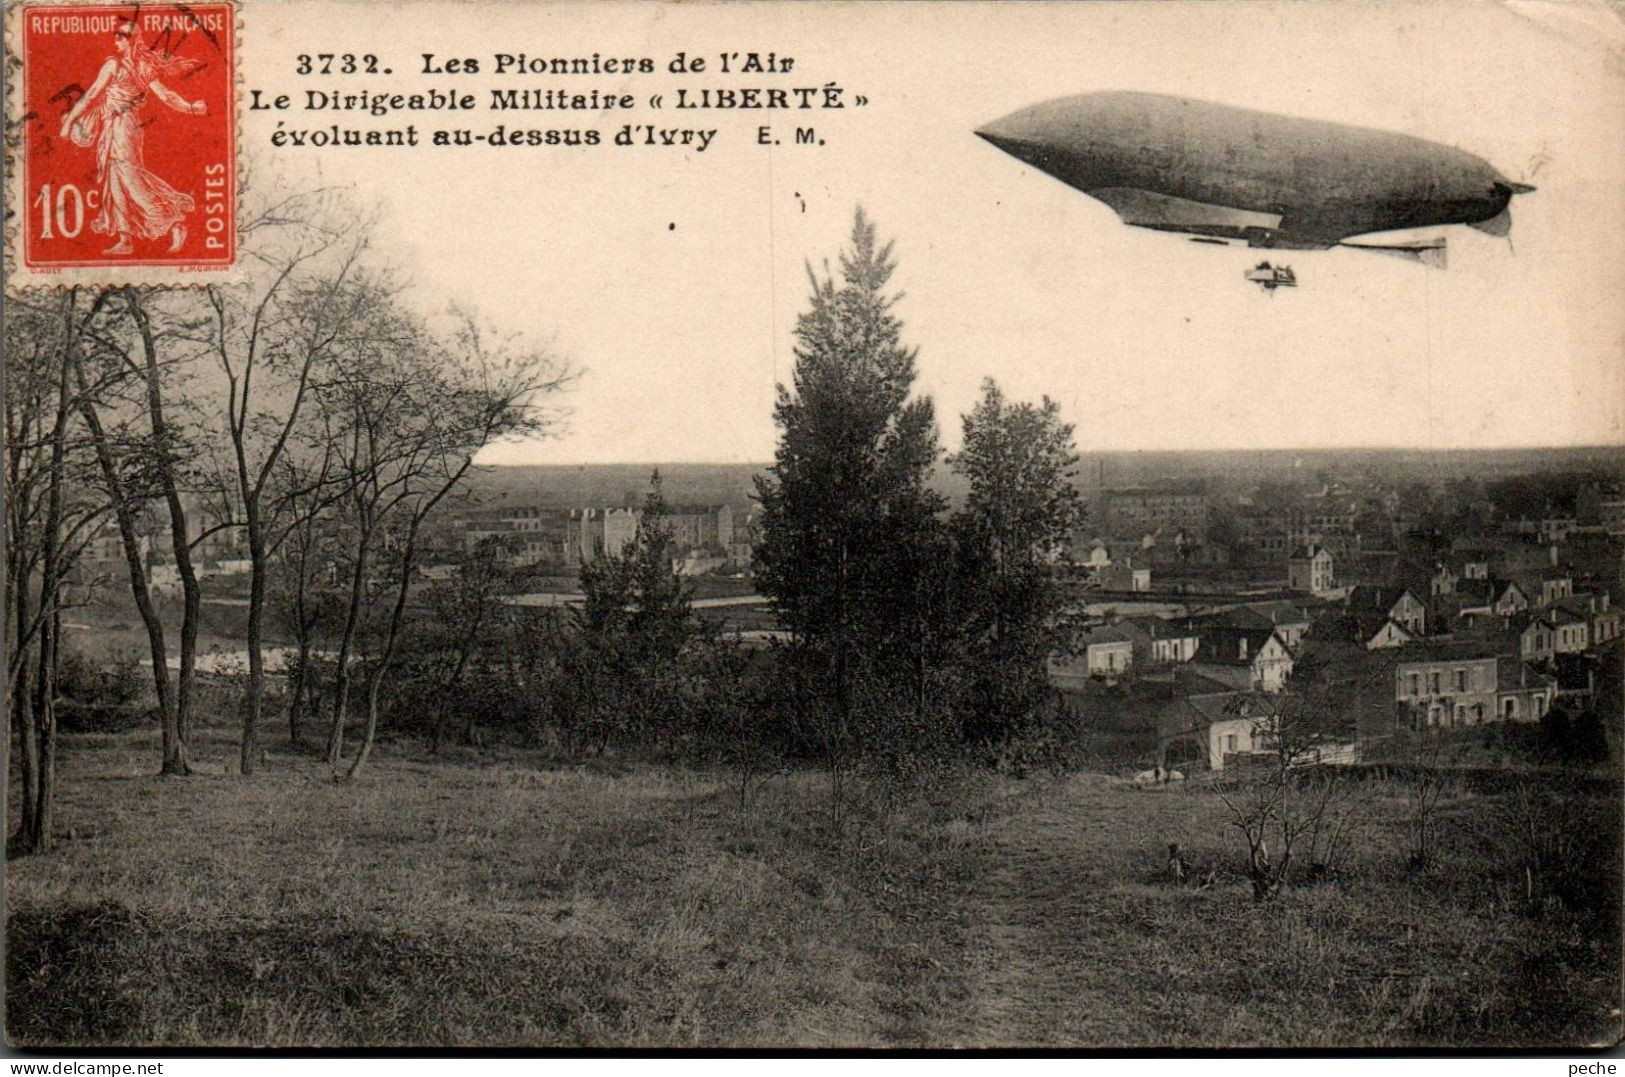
(976, 92), (1534, 266)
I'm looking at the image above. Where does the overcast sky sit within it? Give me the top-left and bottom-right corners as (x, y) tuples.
(248, 1), (1625, 464)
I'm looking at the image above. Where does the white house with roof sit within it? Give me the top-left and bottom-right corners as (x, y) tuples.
(1288, 545), (1336, 597)
(1161, 691), (1358, 772)
(1495, 661), (1556, 723)
(1189, 626), (1295, 693)
(1366, 619), (1417, 649)
(1049, 623), (1136, 681)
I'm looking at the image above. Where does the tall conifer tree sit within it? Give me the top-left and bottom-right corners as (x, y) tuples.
(950, 379), (1084, 753)
(754, 209), (946, 760)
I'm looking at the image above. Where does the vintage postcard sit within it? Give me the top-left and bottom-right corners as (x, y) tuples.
(3, 0), (1623, 1056)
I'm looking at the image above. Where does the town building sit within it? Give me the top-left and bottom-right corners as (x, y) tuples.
(1537, 569), (1575, 607)
(82, 519), (143, 567)
(563, 507), (638, 562)
(1233, 601), (1318, 649)
(1099, 561), (1152, 592)
(1348, 585), (1427, 636)
(1364, 618), (1418, 650)
(1505, 515), (1580, 544)
(1068, 536), (1112, 575)
(1519, 612), (1556, 664)
(1050, 623), (1136, 681)
(1184, 692), (1274, 771)
(1536, 605), (1591, 657)
(1590, 601), (1623, 646)
(1099, 486), (1208, 542)
(1495, 661), (1555, 722)
(1489, 580), (1530, 617)
(1392, 643), (1502, 727)
(1189, 626), (1295, 693)
(665, 503), (734, 553)
(1577, 483), (1625, 538)
(1305, 608), (1415, 650)
(464, 505), (572, 565)
(143, 491), (245, 565)
(461, 501), (732, 568)
(1140, 618), (1200, 664)
(1287, 544), (1335, 597)
(1451, 576), (1529, 620)
(1158, 690), (1358, 772)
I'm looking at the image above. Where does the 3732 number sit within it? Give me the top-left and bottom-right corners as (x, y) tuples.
(295, 53), (382, 74)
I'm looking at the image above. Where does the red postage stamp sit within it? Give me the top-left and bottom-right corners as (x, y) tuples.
(14, 2), (236, 279)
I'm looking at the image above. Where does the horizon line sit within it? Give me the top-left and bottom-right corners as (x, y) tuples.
(478, 443), (1625, 468)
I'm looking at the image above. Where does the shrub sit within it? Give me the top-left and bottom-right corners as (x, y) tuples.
(1497, 777), (1622, 928)
(55, 702), (159, 735)
(55, 647), (146, 708)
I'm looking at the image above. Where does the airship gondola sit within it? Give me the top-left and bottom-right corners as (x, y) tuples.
(1245, 262), (1297, 293)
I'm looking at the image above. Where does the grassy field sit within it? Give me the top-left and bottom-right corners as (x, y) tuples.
(7, 727), (1622, 1049)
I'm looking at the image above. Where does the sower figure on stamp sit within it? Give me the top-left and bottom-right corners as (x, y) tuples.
(57, 20), (207, 255)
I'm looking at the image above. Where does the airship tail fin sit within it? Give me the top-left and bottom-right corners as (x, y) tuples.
(1469, 205), (1514, 237)
(1415, 244), (1449, 270)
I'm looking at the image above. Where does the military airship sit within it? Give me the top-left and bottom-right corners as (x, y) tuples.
(975, 92), (1534, 273)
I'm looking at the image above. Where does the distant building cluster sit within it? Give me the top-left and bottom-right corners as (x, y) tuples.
(1099, 486), (1209, 544)
(69, 460), (1625, 774)
(1051, 468), (1624, 774)
(72, 488), (752, 590)
(77, 491), (251, 593)
(462, 502), (739, 573)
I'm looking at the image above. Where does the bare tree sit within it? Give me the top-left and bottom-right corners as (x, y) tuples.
(339, 313), (571, 779)
(315, 281), (422, 768)
(1213, 714), (1336, 901)
(268, 445), (340, 749)
(5, 290), (115, 853)
(72, 286), (253, 776)
(196, 192), (371, 775)
(1402, 731), (1457, 870)
(72, 302), (182, 772)
(1212, 643), (1390, 900)
(119, 290), (210, 775)
(425, 535), (515, 754)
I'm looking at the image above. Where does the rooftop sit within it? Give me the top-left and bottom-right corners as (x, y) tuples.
(1496, 659), (1553, 692)
(1194, 625), (1288, 666)
(1390, 638), (1508, 664)
(1079, 623), (1137, 647)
